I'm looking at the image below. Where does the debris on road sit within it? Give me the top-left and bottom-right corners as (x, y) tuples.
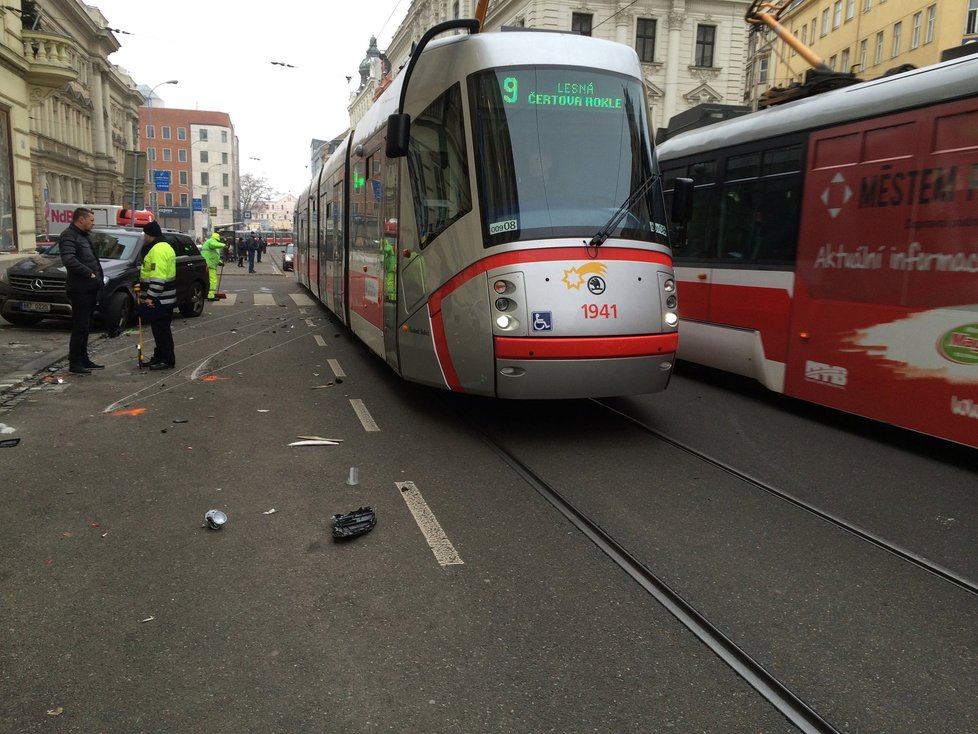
(288, 439), (340, 446)
(203, 510), (228, 530)
(0, 438), (20, 448)
(140, 616), (155, 623)
(331, 507), (376, 539)
(297, 435), (343, 442)
(262, 508), (277, 515)
(173, 418), (189, 424)
(46, 707), (64, 717)
(346, 467), (359, 486)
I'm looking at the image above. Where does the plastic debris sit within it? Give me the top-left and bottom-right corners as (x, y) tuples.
(262, 508), (277, 515)
(297, 435), (343, 442)
(288, 439), (340, 446)
(140, 616), (155, 623)
(173, 418), (189, 424)
(257, 409), (270, 413)
(0, 438), (20, 448)
(46, 707), (64, 717)
(346, 467), (359, 486)
(0, 423), (15, 434)
(202, 509), (228, 530)
(331, 507), (376, 539)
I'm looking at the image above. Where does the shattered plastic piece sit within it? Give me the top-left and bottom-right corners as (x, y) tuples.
(288, 439), (339, 446)
(203, 509), (228, 530)
(173, 418), (189, 424)
(46, 707), (64, 717)
(262, 508), (277, 515)
(311, 384), (333, 389)
(0, 438), (20, 448)
(297, 435), (343, 442)
(346, 466), (359, 486)
(331, 506), (376, 539)
(257, 409), (270, 413)
(140, 616), (155, 623)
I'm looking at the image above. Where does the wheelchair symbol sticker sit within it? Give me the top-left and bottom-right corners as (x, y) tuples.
(532, 311), (553, 331)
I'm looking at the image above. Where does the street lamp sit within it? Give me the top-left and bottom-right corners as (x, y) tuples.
(143, 79), (178, 221)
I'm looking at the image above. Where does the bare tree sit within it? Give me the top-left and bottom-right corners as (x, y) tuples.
(239, 173), (273, 222)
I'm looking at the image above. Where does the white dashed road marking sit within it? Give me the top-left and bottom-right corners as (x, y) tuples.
(314, 335), (327, 347)
(289, 293), (316, 306)
(396, 481), (464, 567)
(349, 399), (379, 432)
(254, 293), (276, 306)
(328, 359), (345, 378)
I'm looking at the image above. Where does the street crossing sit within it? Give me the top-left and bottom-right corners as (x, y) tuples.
(210, 292), (316, 307)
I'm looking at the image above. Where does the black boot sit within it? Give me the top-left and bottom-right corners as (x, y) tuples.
(69, 364), (91, 375)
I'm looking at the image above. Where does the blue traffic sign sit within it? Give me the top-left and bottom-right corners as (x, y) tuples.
(192, 197), (202, 212)
(153, 170), (171, 192)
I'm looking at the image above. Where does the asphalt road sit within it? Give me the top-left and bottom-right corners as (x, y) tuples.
(1, 249), (976, 733)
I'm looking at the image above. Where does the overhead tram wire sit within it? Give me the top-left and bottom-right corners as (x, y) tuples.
(591, 0), (643, 32)
(376, 0), (408, 44)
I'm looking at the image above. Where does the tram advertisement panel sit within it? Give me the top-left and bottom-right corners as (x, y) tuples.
(788, 99), (978, 444)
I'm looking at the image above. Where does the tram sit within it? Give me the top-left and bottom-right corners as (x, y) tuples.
(295, 21), (687, 399)
(656, 54), (978, 448)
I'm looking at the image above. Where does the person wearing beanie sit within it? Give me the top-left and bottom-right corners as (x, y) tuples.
(139, 221), (178, 370)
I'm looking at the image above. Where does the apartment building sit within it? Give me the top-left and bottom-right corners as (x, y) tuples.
(138, 107), (238, 237)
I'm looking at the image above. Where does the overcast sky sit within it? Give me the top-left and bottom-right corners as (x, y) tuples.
(89, 0), (410, 196)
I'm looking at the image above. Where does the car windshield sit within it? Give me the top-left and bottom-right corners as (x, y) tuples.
(469, 66), (668, 247)
(285, 245), (294, 255)
(44, 231), (141, 261)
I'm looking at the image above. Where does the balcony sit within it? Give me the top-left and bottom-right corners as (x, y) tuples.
(22, 30), (78, 90)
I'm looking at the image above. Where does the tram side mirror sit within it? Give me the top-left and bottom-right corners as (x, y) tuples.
(386, 113), (411, 158)
(670, 177), (694, 249)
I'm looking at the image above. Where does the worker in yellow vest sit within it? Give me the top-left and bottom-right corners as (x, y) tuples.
(201, 231), (225, 300)
(139, 221), (178, 370)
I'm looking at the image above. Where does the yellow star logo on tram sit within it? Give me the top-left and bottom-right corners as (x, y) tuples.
(562, 262), (607, 290)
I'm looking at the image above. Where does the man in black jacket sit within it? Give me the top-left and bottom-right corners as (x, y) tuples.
(58, 207), (104, 375)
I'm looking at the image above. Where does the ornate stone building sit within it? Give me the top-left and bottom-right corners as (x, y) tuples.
(27, 0), (143, 233)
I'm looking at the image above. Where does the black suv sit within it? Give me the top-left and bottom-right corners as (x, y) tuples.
(0, 227), (208, 332)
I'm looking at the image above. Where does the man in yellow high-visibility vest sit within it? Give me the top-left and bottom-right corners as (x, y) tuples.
(139, 221), (178, 370)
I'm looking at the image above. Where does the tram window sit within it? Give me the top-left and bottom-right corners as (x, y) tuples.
(726, 152), (761, 180)
(761, 145), (802, 175)
(689, 160), (716, 184)
(407, 83), (472, 249)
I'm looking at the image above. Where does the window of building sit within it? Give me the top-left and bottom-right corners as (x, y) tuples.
(572, 13), (592, 36)
(162, 148), (172, 161)
(180, 193), (188, 206)
(800, 25), (807, 45)
(146, 124), (155, 140)
(201, 172), (209, 186)
(636, 18), (657, 62)
(758, 56), (769, 83)
(178, 149), (187, 162)
(829, 54), (837, 70)
(177, 127), (186, 140)
(452, 0), (459, 18)
(841, 48), (850, 72)
(161, 126), (171, 140)
(199, 129), (208, 142)
(179, 171), (188, 186)
(925, 5), (936, 43)
(164, 193), (173, 206)
(200, 151), (208, 163)
(892, 21), (902, 56)
(821, 8), (830, 35)
(846, 0), (855, 21)
(859, 39), (868, 70)
(223, 195), (230, 209)
(221, 130), (228, 144)
(0, 109), (15, 252)
(911, 13), (922, 48)
(833, 1), (843, 28)
(875, 31), (884, 64)
(967, 0), (977, 34)
(223, 173), (229, 187)
(221, 152), (228, 164)
(864, 0), (872, 9)
(147, 148), (156, 161)
(695, 25), (716, 66)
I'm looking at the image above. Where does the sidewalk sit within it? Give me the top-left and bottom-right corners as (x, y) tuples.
(218, 249), (284, 276)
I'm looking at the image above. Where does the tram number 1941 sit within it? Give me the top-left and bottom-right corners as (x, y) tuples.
(581, 304), (618, 319)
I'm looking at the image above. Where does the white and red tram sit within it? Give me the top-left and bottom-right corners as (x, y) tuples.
(657, 55), (978, 448)
(295, 22), (685, 399)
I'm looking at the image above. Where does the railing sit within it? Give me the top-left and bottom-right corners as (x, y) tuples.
(22, 29), (78, 89)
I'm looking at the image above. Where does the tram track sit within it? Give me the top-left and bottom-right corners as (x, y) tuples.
(445, 393), (978, 733)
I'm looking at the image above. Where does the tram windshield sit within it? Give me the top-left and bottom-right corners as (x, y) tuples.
(470, 67), (667, 247)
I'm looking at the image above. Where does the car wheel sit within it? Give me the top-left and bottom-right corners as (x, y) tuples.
(1, 310), (44, 327)
(103, 291), (133, 335)
(179, 280), (205, 317)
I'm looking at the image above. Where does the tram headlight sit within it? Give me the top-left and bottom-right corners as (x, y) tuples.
(664, 312), (679, 327)
(663, 278), (676, 293)
(495, 314), (515, 329)
(495, 297), (513, 312)
(666, 295), (677, 309)
(493, 280), (510, 294)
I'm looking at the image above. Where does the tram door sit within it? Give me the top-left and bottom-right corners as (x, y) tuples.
(382, 157), (399, 369)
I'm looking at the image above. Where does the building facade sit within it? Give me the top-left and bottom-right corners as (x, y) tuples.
(138, 107), (237, 237)
(29, 0), (142, 235)
(751, 1), (977, 106)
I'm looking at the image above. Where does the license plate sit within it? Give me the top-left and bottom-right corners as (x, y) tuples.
(21, 302), (51, 313)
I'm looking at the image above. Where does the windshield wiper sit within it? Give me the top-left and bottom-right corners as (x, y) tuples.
(586, 172), (659, 248)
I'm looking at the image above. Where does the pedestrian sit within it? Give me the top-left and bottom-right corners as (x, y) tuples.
(201, 230), (225, 300)
(139, 221), (178, 370)
(246, 233), (258, 273)
(58, 207), (104, 374)
(256, 234), (266, 263)
(236, 233), (245, 267)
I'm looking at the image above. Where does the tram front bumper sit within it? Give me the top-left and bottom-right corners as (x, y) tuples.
(495, 353), (674, 399)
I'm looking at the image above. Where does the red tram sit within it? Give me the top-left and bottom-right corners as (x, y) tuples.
(657, 55), (978, 448)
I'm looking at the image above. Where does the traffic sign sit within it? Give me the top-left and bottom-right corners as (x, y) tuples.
(192, 198), (203, 212)
(153, 170), (171, 192)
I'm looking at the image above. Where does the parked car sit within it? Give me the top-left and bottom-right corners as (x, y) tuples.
(282, 243), (294, 271)
(34, 234), (58, 254)
(0, 227), (208, 332)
